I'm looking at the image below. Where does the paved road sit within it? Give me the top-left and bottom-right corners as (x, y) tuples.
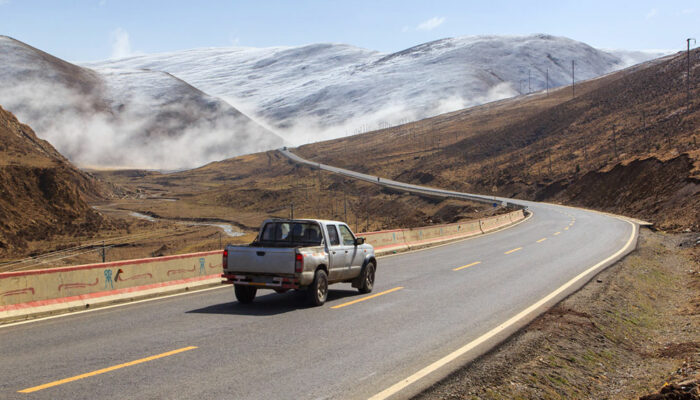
(0, 152), (637, 400)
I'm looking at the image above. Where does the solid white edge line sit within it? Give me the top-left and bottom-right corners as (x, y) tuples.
(369, 219), (637, 400)
(0, 284), (229, 329)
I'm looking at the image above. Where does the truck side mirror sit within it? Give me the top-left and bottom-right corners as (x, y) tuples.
(355, 237), (365, 246)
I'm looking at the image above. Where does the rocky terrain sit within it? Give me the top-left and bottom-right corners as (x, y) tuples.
(0, 106), (118, 257)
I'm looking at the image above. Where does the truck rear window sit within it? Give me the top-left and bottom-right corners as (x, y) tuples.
(258, 222), (323, 247)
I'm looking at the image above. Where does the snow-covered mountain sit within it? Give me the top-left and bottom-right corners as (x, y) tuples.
(0, 36), (284, 169)
(86, 34), (666, 144)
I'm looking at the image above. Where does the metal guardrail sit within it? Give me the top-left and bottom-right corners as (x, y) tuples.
(279, 149), (528, 211)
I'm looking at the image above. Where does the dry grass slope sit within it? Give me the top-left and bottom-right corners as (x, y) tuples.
(0, 106), (118, 257)
(296, 49), (700, 231)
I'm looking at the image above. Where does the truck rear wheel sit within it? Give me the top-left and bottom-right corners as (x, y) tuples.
(234, 285), (257, 304)
(307, 269), (328, 306)
(358, 262), (375, 294)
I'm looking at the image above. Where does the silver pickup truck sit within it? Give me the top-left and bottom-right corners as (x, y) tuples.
(222, 219), (376, 306)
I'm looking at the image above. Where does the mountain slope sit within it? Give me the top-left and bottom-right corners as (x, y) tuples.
(86, 34), (664, 143)
(0, 105), (113, 256)
(0, 36), (284, 169)
(294, 47), (698, 231)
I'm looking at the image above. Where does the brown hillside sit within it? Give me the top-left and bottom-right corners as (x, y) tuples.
(83, 50), (698, 268)
(296, 49), (700, 231)
(96, 150), (503, 237)
(0, 106), (116, 256)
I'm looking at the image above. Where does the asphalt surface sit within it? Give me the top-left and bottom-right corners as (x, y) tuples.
(0, 152), (637, 400)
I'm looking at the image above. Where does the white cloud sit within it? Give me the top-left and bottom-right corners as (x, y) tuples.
(681, 8), (694, 14)
(0, 0), (10, 5)
(110, 28), (132, 59)
(417, 16), (445, 31)
(99, 0), (107, 6)
(645, 8), (657, 19)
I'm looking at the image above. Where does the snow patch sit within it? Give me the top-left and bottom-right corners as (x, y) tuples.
(86, 34), (666, 145)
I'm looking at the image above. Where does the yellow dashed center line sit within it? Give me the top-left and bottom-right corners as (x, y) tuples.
(18, 346), (198, 393)
(453, 261), (481, 271)
(536, 238), (547, 243)
(553, 232), (561, 236)
(504, 247), (522, 255)
(331, 287), (404, 309)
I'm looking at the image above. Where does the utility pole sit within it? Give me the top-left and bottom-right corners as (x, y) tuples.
(612, 124), (618, 159)
(290, 202), (294, 220)
(688, 38), (696, 109)
(528, 69), (531, 93)
(101, 241), (106, 263)
(546, 68), (549, 95)
(572, 60), (575, 98)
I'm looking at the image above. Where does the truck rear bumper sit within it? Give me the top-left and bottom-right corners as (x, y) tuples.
(221, 274), (300, 289)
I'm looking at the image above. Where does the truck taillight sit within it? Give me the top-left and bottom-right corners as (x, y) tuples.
(295, 253), (304, 273)
(223, 249), (228, 269)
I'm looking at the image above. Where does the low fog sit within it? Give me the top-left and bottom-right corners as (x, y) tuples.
(0, 73), (284, 170)
(225, 81), (518, 145)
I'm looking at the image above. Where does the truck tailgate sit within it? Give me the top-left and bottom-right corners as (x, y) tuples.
(226, 246), (296, 275)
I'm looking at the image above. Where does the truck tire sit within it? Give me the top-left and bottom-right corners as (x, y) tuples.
(358, 261), (375, 294)
(307, 269), (328, 306)
(234, 285), (257, 304)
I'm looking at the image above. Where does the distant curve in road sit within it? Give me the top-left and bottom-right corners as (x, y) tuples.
(0, 150), (638, 400)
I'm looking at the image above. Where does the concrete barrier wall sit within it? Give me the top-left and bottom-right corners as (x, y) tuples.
(362, 210), (525, 255)
(361, 229), (409, 253)
(510, 209), (525, 223)
(0, 250), (223, 313)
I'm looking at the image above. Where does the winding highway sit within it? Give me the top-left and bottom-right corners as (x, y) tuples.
(0, 150), (637, 400)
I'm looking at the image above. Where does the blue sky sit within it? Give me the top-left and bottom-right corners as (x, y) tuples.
(1, 0), (697, 62)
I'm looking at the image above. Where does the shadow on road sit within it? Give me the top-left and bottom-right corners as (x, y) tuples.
(186, 289), (360, 316)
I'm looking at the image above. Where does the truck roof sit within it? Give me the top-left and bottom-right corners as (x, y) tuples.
(262, 218), (349, 226)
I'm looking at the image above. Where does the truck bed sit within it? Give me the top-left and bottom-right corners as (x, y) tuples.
(225, 246), (296, 275)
